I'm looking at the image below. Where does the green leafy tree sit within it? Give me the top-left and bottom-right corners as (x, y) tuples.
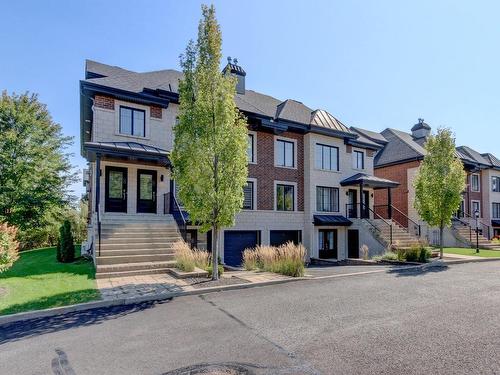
(57, 220), (75, 263)
(172, 5), (248, 280)
(414, 128), (466, 258)
(0, 222), (19, 272)
(0, 91), (75, 248)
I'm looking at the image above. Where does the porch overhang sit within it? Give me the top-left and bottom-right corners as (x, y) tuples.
(84, 141), (170, 166)
(313, 215), (352, 226)
(340, 173), (399, 189)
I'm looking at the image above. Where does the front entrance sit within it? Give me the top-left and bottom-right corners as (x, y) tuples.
(105, 166), (128, 212)
(318, 229), (338, 259)
(348, 189), (358, 218)
(361, 190), (370, 219)
(137, 169), (157, 213)
(347, 229), (359, 258)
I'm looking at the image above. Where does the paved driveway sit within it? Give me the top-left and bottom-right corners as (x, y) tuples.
(1, 261), (500, 374)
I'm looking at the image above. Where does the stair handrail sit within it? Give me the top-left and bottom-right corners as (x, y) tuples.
(170, 192), (188, 241)
(460, 212), (491, 239)
(389, 204), (422, 238)
(346, 203), (393, 245)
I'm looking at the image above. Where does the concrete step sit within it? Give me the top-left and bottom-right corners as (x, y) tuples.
(101, 228), (180, 234)
(95, 267), (173, 279)
(98, 248), (175, 256)
(96, 254), (175, 265)
(100, 237), (181, 244)
(99, 242), (176, 251)
(100, 233), (181, 241)
(96, 260), (176, 274)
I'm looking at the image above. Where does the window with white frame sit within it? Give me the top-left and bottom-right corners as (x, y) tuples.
(119, 106), (145, 137)
(472, 200), (481, 216)
(243, 181), (254, 210)
(492, 203), (500, 219)
(316, 186), (339, 212)
(492, 176), (500, 192)
(276, 184), (294, 211)
(247, 134), (255, 163)
(315, 144), (339, 171)
(353, 150), (364, 169)
(276, 139), (295, 168)
(471, 174), (480, 192)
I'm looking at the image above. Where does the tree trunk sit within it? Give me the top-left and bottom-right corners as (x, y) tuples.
(439, 223), (444, 259)
(211, 225), (219, 280)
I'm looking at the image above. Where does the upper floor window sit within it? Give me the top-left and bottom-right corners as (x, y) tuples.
(243, 181), (254, 210)
(353, 150), (364, 169)
(276, 184), (294, 211)
(276, 139), (295, 168)
(492, 176), (500, 192)
(315, 144), (339, 171)
(247, 134), (255, 163)
(492, 203), (500, 219)
(471, 174), (480, 192)
(316, 186), (339, 212)
(120, 106), (145, 137)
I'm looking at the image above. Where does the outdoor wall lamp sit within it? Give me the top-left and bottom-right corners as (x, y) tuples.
(160, 174), (164, 182)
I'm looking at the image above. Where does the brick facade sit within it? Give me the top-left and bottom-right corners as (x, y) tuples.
(374, 160), (421, 227)
(94, 95), (114, 110)
(150, 106), (162, 119)
(248, 130), (304, 211)
(465, 171), (482, 216)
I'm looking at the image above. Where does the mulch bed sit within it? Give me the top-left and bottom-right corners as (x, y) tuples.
(185, 276), (250, 289)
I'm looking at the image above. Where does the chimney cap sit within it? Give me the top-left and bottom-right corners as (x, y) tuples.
(223, 57), (246, 76)
(411, 118), (431, 132)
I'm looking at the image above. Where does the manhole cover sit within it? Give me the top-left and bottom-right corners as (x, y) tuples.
(163, 363), (254, 375)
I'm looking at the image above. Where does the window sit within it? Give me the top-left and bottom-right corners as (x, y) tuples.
(247, 134), (255, 163)
(472, 201), (481, 216)
(353, 150), (364, 169)
(319, 229), (338, 259)
(492, 177), (500, 192)
(276, 184), (294, 211)
(276, 139), (294, 168)
(243, 181), (254, 210)
(471, 174), (480, 192)
(315, 144), (339, 171)
(492, 203), (500, 219)
(120, 106), (145, 137)
(316, 186), (339, 212)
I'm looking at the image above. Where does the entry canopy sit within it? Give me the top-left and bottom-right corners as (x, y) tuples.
(340, 173), (399, 189)
(84, 141), (170, 165)
(313, 215), (352, 226)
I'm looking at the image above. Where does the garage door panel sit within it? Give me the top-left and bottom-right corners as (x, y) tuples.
(224, 231), (259, 267)
(270, 230), (301, 247)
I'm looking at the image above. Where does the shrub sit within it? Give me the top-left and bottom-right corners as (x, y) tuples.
(173, 240), (195, 272)
(243, 248), (259, 270)
(404, 247), (420, 262)
(418, 247), (431, 263)
(0, 222), (20, 272)
(381, 251), (398, 261)
(57, 220), (75, 263)
(207, 264), (224, 278)
(192, 249), (210, 270)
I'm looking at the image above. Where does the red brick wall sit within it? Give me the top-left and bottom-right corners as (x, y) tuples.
(465, 172), (482, 216)
(94, 95), (114, 110)
(150, 106), (162, 119)
(374, 160), (421, 227)
(248, 130), (304, 211)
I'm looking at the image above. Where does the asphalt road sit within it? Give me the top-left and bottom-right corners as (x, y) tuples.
(1, 262), (500, 375)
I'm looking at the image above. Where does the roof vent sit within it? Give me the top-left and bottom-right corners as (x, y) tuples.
(411, 118), (431, 139)
(223, 57), (246, 95)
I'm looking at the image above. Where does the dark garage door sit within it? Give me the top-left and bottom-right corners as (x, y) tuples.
(270, 230), (301, 247)
(224, 231), (259, 267)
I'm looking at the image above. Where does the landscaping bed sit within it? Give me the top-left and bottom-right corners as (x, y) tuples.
(0, 246), (100, 316)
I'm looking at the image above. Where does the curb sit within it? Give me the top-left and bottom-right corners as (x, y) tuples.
(1, 257), (498, 327)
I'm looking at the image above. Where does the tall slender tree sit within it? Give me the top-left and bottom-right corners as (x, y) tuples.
(172, 5), (248, 280)
(414, 127), (466, 258)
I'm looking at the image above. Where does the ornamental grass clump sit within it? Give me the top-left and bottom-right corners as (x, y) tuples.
(0, 222), (20, 273)
(173, 240), (195, 272)
(243, 242), (306, 277)
(242, 248), (259, 271)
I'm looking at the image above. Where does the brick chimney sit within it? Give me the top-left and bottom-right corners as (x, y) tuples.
(223, 57), (246, 95)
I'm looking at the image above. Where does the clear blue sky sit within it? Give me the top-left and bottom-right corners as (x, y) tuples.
(1, 0), (499, 197)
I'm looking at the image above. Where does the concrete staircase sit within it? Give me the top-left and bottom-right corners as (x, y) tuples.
(95, 214), (181, 279)
(369, 218), (422, 249)
(453, 222), (500, 250)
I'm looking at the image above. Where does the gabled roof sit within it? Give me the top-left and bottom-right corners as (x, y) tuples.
(456, 146), (491, 166)
(276, 99), (312, 124)
(351, 127), (388, 144)
(482, 153), (500, 168)
(374, 128), (426, 166)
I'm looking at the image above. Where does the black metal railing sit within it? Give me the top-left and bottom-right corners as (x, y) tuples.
(453, 212), (491, 242)
(346, 203), (393, 245)
(165, 192), (187, 241)
(374, 204), (423, 239)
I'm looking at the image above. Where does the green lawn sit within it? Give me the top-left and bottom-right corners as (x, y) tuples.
(0, 246), (100, 316)
(443, 247), (500, 258)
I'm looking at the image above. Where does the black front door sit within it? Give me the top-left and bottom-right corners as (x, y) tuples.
(348, 229), (359, 258)
(137, 169), (157, 213)
(105, 167), (128, 212)
(318, 229), (337, 259)
(348, 189), (358, 218)
(361, 190), (370, 219)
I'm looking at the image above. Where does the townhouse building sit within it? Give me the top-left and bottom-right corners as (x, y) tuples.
(351, 120), (500, 248)
(80, 59), (407, 277)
